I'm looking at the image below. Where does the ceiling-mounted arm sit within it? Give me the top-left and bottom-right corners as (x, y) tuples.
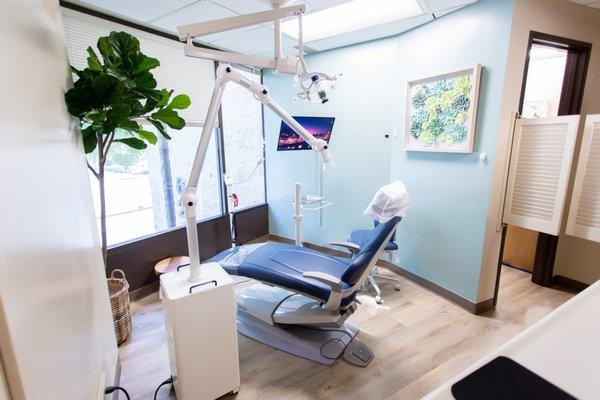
(177, 5), (305, 40)
(183, 64), (332, 281)
(178, 4), (306, 74)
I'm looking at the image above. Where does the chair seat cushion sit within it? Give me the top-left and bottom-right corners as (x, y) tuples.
(349, 229), (398, 251)
(210, 243), (356, 307)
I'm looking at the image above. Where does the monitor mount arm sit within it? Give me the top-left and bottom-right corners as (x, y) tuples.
(183, 64), (332, 281)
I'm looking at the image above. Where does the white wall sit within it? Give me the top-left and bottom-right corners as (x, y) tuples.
(479, 0), (600, 300)
(264, 0), (515, 303)
(0, 0), (118, 398)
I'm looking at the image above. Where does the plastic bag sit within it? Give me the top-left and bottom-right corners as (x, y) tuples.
(218, 243), (267, 271)
(363, 180), (410, 222)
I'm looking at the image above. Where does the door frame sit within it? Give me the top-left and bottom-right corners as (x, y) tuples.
(495, 31), (592, 302)
(522, 32), (592, 286)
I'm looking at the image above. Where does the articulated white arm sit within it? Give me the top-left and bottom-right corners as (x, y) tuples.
(184, 64), (333, 281)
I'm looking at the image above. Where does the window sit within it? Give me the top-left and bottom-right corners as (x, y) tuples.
(62, 8), (223, 246)
(221, 69), (266, 210)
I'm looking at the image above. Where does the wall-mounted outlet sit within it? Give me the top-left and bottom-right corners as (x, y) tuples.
(96, 372), (106, 400)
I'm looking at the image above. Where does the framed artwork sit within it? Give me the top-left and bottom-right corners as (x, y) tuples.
(404, 64), (482, 153)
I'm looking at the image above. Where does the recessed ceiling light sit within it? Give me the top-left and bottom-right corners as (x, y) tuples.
(281, 0), (424, 42)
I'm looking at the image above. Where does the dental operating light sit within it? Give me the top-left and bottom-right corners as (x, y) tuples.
(176, 2), (338, 281)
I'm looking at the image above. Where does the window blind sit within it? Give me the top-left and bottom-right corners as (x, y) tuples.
(61, 8), (215, 125)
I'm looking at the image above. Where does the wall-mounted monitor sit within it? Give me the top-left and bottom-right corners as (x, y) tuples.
(277, 116), (335, 151)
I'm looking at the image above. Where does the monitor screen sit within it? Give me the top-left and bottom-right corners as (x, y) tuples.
(277, 116), (335, 151)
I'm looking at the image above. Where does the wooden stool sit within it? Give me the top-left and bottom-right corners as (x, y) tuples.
(154, 256), (190, 276)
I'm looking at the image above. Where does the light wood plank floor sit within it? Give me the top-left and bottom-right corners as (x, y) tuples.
(118, 266), (575, 400)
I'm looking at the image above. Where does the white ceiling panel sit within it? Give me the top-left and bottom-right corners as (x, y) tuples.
(303, 0), (351, 11)
(67, 0), (198, 22)
(209, 26), (297, 55)
(424, 0), (477, 12)
(432, 4), (467, 18)
(211, 0), (272, 14)
(307, 13), (433, 51)
(152, 1), (236, 34)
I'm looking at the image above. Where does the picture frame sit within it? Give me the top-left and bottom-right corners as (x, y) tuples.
(404, 64), (482, 153)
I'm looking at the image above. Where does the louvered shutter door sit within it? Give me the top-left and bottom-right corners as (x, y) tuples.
(61, 8), (215, 125)
(566, 115), (600, 242)
(503, 115), (580, 235)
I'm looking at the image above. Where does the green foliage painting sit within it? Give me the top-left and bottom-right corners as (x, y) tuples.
(64, 31), (191, 264)
(406, 68), (479, 153)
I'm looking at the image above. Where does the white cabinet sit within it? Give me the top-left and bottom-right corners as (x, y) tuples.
(160, 263), (240, 400)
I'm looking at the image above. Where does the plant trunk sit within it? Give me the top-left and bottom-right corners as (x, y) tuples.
(98, 134), (108, 266)
(98, 162), (108, 265)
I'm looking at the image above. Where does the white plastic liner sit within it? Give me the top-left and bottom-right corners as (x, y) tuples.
(363, 180), (410, 222)
(218, 243), (268, 269)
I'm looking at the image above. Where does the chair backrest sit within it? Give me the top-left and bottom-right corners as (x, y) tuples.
(373, 220), (397, 243)
(342, 216), (402, 285)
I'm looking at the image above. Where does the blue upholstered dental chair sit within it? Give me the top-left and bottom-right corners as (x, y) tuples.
(209, 215), (402, 366)
(333, 220), (401, 304)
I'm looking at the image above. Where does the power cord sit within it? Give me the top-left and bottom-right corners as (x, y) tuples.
(104, 386), (131, 400)
(154, 376), (174, 400)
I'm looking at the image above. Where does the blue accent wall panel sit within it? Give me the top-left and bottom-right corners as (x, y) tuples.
(263, 0), (514, 302)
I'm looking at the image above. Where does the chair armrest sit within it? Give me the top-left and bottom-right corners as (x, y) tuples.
(302, 271), (342, 311)
(329, 241), (360, 255)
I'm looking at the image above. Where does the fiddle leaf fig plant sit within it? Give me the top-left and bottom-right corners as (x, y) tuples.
(65, 31), (191, 264)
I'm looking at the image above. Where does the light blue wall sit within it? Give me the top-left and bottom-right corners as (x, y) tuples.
(263, 0), (514, 302)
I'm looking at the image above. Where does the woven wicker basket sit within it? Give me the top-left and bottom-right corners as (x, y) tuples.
(107, 269), (132, 345)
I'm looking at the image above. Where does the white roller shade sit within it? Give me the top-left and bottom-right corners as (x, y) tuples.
(566, 115), (600, 242)
(503, 116), (580, 235)
(61, 8), (215, 124)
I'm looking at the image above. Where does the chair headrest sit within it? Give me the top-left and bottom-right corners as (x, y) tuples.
(341, 216), (402, 285)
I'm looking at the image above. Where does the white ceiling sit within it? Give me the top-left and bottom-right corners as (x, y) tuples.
(66, 0), (478, 55)
(568, 0), (600, 9)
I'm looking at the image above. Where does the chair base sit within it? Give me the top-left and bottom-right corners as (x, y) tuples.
(364, 266), (401, 304)
(234, 281), (372, 366)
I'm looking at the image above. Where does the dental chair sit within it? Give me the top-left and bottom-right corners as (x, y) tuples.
(332, 220), (401, 304)
(332, 180), (410, 304)
(209, 215), (402, 367)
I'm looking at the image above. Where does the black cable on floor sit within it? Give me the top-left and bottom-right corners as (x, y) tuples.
(154, 376), (174, 400)
(104, 386), (131, 400)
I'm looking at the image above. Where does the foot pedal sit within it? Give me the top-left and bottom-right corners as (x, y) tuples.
(342, 340), (374, 367)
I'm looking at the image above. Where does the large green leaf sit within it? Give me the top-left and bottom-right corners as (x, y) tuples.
(65, 86), (93, 117)
(151, 108), (185, 129)
(157, 89), (172, 108)
(85, 110), (108, 123)
(167, 94), (191, 110)
(104, 104), (131, 133)
(81, 126), (98, 154)
(146, 118), (171, 140)
(134, 71), (157, 90)
(86, 47), (103, 71)
(91, 75), (123, 107)
(136, 130), (158, 145)
(135, 87), (163, 103)
(108, 31), (140, 59)
(118, 119), (140, 131)
(134, 55), (160, 74)
(114, 137), (147, 150)
(97, 37), (115, 63)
